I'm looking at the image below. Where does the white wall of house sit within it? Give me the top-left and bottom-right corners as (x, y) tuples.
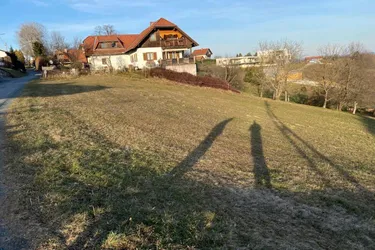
(0, 50), (7, 58)
(134, 47), (163, 69)
(88, 54), (131, 71)
(88, 48), (165, 70)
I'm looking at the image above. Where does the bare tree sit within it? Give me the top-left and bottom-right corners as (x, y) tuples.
(311, 42), (370, 113)
(336, 42), (367, 112)
(244, 67), (267, 97)
(17, 22), (47, 58)
(258, 40), (303, 100)
(304, 44), (344, 108)
(94, 25), (116, 35)
(50, 31), (69, 52)
(305, 63), (338, 108)
(71, 36), (82, 49)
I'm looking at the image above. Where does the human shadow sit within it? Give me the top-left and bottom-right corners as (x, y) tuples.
(4, 107), (375, 249)
(250, 121), (271, 188)
(264, 101), (367, 192)
(20, 82), (109, 98)
(169, 118), (234, 178)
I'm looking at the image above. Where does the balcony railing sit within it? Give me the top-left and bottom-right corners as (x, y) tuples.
(146, 38), (190, 49)
(160, 57), (195, 66)
(162, 38), (188, 48)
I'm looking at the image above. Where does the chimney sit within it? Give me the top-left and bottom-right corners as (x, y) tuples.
(150, 21), (155, 26)
(64, 48), (68, 53)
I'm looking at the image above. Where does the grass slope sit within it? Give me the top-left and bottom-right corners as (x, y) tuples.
(2, 75), (375, 249)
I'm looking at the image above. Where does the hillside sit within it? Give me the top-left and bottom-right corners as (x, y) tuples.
(2, 74), (375, 249)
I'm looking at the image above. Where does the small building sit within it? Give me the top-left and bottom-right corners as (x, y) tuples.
(55, 49), (87, 67)
(192, 48), (213, 61)
(305, 56), (323, 64)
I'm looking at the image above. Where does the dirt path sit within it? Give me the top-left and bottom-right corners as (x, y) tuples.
(0, 71), (37, 249)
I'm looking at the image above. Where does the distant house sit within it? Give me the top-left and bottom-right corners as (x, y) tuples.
(0, 49), (9, 67)
(257, 49), (291, 64)
(55, 49), (87, 67)
(216, 49), (292, 68)
(216, 55), (259, 68)
(305, 56), (323, 64)
(82, 18), (199, 71)
(192, 48), (213, 60)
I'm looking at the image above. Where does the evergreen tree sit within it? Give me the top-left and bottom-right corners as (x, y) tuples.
(15, 50), (25, 64)
(32, 41), (46, 57)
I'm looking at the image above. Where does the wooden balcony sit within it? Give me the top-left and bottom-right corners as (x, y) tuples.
(144, 37), (191, 49)
(161, 57), (195, 66)
(162, 38), (189, 48)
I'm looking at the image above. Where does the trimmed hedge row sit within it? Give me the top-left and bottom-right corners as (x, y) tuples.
(150, 68), (240, 93)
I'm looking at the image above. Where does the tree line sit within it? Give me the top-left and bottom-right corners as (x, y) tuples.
(15, 22), (117, 70)
(242, 40), (375, 114)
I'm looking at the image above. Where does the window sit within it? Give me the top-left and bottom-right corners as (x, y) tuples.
(131, 54), (138, 63)
(102, 58), (108, 65)
(98, 42), (119, 49)
(150, 33), (157, 42)
(143, 52), (157, 61)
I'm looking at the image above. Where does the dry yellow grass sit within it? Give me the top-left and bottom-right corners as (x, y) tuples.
(2, 74), (375, 249)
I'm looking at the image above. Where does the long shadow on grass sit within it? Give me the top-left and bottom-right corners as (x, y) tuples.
(169, 118), (233, 178)
(20, 82), (109, 97)
(265, 101), (367, 191)
(5, 105), (375, 249)
(250, 121), (271, 188)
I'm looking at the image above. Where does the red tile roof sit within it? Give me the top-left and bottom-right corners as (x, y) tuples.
(68, 49), (88, 63)
(192, 48), (212, 56)
(82, 18), (198, 56)
(56, 49), (87, 63)
(83, 35), (139, 56)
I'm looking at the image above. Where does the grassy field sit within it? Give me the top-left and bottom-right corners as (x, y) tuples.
(2, 74), (375, 249)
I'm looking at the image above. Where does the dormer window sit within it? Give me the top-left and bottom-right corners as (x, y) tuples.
(98, 41), (121, 49)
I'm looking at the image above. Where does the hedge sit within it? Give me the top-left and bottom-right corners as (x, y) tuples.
(150, 68), (240, 93)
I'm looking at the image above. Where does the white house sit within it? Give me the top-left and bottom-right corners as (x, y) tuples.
(0, 50), (7, 58)
(0, 50), (8, 67)
(216, 56), (259, 68)
(82, 18), (199, 71)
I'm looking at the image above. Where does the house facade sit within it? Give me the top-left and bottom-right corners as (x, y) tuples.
(82, 18), (199, 71)
(192, 48), (213, 60)
(0, 50), (9, 67)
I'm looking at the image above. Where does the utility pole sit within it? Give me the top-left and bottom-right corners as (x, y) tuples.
(0, 33), (8, 51)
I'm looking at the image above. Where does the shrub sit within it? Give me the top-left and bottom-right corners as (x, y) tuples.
(198, 64), (246, 91)
(290, 93), (309, 104)
(150, 68), (240, 93)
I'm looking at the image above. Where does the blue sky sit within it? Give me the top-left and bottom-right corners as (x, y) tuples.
(1, 0), (374, 56)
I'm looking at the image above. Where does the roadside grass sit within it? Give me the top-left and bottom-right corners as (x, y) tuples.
(0, 67), (26, 78)
(2, 75), (375, 249)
